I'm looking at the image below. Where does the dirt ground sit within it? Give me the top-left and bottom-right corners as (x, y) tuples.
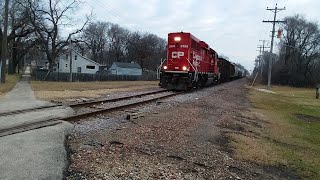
(66, 79), (298, 179)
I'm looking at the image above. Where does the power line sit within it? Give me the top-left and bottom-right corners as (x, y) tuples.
(94, 0), (145, 33)
(262, 3), (285, 88)
(95, 0), (131, 25)
(103, 1), (135, 25)
(259, 40), (270, 53)
(262, 0), (271, 40)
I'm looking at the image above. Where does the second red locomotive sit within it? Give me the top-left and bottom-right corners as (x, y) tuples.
(159, 32), (243, 90)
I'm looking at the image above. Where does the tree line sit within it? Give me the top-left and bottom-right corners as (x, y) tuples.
(77, 21), (167, 70)
(0, 0), (166, 77)
(255, 14), (320, 87)
(1, 0), (250, 81)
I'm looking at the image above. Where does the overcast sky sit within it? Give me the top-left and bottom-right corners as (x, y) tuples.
(76, 0), (320, 71)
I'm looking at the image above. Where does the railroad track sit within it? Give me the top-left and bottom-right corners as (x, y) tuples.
(0, 104), (63, 117)
(63, 91), (178, 121)
(0, 89), (168, 117)
(0, 117), (61, 137)
(69, 89), (169, 108)
(0, 90), (178, 137)
(0, 80), (243, 138)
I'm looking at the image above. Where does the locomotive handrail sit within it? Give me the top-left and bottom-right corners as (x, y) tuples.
(186, 58), (198, 81)
(157, 58), (166, 79)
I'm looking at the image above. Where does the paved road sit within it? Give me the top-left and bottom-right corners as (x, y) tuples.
(0, 67), (74, 180)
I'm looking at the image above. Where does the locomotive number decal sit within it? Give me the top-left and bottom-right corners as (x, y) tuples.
(193, 61), (199, 67)
(193, 53), (202, 61)
(192, 52), (202, 67)
(172, 51), (184, 59)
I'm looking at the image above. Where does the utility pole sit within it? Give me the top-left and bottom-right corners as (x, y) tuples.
(258, 40), (270, 79)
(1, 0), (9, 83)
(263, 3), (285, 88)
(69, 39), (73, 82)
(257, 45), (262, 64)
(260, 40), (270, 54)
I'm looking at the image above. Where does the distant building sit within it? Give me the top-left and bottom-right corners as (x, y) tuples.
(109, 62), (142, 75)
(54, 49), (102, 74)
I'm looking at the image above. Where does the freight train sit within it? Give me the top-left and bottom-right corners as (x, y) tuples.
(159, 32), (244, 90)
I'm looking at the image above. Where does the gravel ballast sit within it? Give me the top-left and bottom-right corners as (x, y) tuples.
(66, 79), (296, 179)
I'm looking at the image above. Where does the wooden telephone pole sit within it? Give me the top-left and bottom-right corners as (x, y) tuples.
(257, 40), (270, 80)
(263, 3), (285, 88)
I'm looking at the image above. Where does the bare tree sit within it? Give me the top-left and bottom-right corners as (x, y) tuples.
(126, 31), (141, 61)
(81, 21), (110, 64)
(126, 32), (166, 70)
(8, 0), (36, 73)
(24, 0), (91, 69)
(140, 33), (166, 70)
(106, 23), (129, 63)
(275, 14), (320, 86)
(79, 21), (166, 70)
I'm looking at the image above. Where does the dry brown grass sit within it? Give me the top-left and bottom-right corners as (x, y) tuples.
(0, 74), (22, 98)
(231, 134), (285, 165)
(231, 86), (320, 179)
(31, 81), (159, 100)
(31, 81), (158, 91)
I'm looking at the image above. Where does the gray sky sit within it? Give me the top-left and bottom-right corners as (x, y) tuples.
(76, 0), (320, 71)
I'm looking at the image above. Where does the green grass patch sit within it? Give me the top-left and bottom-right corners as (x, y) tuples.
(0, 74), (22, 97)
(239, 86), (320, 179)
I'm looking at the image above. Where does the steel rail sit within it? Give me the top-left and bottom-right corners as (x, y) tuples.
(63, 92), (179, 122)
(0, 117), (61, 137)
(0, 104), (63, 117)
(0, 91), (179, 137)
(69, 89), (169, 108)
(0, 90), (168, 117)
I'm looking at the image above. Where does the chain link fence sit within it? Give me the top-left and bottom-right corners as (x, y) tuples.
(33, 69), (157, 82)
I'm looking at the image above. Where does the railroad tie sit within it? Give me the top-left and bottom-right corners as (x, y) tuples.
(126, 112), (145, 120)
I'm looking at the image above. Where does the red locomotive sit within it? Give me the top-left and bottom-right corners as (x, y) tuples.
(159, 32), (243, 90)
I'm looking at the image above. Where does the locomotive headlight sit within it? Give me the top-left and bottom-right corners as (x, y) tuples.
(182, 66), (187, 71)
(163, 66), (168, 70)
(174, 37), (181, 42)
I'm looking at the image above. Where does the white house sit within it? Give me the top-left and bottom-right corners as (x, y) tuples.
(54, 50), (101, 74)
(109, 62), (142, 75)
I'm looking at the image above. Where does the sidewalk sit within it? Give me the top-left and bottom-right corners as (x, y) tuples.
(0, 67), (74, 180)
(0, 66), (52, 113)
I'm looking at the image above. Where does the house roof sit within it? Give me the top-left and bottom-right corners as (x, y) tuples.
(73, 50), (102, 66)
(113, 62), (141, 69)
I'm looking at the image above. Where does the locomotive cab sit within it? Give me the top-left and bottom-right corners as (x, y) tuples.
(160, 32), (219, 90)
(164, 33), (191, 73)
(160, 33), (194, 90)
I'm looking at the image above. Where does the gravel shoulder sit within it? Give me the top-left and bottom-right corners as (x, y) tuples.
(66, 79), (298, 179)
